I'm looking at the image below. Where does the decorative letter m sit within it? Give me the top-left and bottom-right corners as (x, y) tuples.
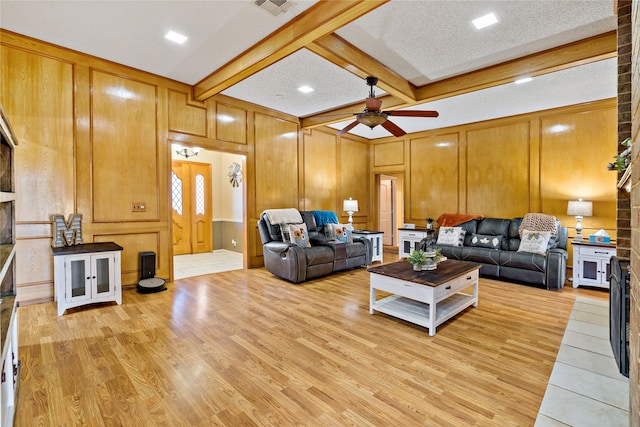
(51, 214), (83, 247)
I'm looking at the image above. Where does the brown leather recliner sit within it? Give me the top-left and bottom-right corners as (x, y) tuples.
(257, 210), (372, 283)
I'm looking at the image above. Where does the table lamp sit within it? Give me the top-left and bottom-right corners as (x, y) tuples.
(567, 198), (593, 240)
(343, 198), (359, 223)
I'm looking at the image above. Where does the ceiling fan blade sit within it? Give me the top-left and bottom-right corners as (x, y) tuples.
(385, 110), (439, 118)
(381, 120), (406, 137)
(337, 120), (359, 135)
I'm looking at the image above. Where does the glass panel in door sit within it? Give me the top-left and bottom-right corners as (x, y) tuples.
(95, 257), (110, 295)
(582, 260), (598, 281)
(70, 259), (87, 298)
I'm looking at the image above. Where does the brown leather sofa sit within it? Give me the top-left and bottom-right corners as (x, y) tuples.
(257, 210), (372, 283)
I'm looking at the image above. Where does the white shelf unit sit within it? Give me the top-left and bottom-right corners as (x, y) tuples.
(0, 101), (19, 427)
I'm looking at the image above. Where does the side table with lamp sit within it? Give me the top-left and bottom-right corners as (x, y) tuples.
(567, 198), (615, 288)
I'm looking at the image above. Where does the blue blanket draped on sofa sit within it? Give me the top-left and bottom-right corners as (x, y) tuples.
(311, 210), (338, 227)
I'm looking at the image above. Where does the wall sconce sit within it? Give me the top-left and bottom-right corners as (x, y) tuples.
(343, 198), (359, 223)
(567, 198), (593, 241)
(172, 143), (202, 158)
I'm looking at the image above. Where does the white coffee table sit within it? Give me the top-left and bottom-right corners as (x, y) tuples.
(369, 260), (480, 336)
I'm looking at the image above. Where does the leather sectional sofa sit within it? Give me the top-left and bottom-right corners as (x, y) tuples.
(422, 217), (569, 290)
(258, 209), (372, 283)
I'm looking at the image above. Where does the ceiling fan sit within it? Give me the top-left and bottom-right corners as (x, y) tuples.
(337, 77), (439, 137)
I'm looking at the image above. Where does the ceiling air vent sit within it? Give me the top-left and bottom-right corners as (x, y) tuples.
(254, 0), (295, 16)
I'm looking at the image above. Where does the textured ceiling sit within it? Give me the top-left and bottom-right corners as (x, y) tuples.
(0, 0), (618, 139)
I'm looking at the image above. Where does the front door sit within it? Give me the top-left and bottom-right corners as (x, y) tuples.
(172, 160), (212, 255)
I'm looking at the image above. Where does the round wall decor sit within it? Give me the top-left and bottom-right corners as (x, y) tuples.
(228, 162), (242, 187)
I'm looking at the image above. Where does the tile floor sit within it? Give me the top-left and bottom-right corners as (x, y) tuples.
(536, 296), (630, 426)
(173, 250), (243, 279)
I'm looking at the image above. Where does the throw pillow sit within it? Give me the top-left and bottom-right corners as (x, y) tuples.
(289, 223), (311, 248)
(517, 230), (551, 255)
(470, 233), (502, 250)
(327, 223), (353, 243)
(436, 227), (465, 247)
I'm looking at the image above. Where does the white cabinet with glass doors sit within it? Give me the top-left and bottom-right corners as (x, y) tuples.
(53, 242), (123, 316)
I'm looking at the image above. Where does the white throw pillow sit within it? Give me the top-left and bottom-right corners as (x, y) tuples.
(436, 226), (465, 247)
(289, 223), (311, 248)
(327, 223), (354, 243)
(517, 230), (551, 255)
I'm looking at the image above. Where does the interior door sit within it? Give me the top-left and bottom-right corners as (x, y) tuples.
(172, 161), (212, 255)
(380, 177), (394, 245)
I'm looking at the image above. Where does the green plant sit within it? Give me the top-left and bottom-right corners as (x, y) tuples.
(432, 248), (443, 263)
(407, 249), (428, 265)
(608, 137), (632, 172)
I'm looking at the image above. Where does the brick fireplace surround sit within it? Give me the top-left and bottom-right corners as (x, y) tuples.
(620, 1), (638, 425)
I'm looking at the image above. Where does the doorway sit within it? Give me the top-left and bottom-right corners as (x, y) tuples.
(170, 147), (246, 279)
(378, 173), (404, 247)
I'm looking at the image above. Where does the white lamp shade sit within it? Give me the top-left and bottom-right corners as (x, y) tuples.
(567, 199), (593, 217)
(343, 199), (359, 213)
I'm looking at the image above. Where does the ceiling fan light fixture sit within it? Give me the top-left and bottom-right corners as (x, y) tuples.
(357, 112), (388, 128)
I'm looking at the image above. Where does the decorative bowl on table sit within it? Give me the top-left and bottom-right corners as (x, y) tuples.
(422, 260), (437, 271)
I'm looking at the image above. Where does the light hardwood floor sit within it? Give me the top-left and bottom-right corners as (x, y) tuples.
(15, 264), (607, 426)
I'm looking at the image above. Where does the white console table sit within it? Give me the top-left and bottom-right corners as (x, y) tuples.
(352, 230), (383, 263)
(52, 242), (123, 315)
(571, 240), (616, 289)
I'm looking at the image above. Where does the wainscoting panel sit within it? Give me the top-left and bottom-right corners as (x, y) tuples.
(95, 232), (162, 285)
(213, 221), (243, 253)
(373, 140), (404, 167)
(0, 45), (75, 222)
(303, 129), (337, 210)
(409, 133), (459, 220)
(15, 238), (54, 292)
(466, 122), (531, 218)
(215, 102), (248, 144)
(340, 136), (370, 221)
(540, 107), (617, 238)
(91, 70), (159, 222)
(168, 89), (207, 137)
(254, 113), (299, 213)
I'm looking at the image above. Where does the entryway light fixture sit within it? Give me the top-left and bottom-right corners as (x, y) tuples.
(567, 198), (593, 241)
(173, 144), (201, 158)
(343, 198), (359, 223)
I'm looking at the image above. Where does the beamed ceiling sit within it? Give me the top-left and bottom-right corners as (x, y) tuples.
(0, 0), (618, 138)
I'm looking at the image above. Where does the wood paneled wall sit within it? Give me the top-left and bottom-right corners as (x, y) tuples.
(0, 30), (618, 304)
(371, 99), (618, 244)
(0, 30), (371, 302)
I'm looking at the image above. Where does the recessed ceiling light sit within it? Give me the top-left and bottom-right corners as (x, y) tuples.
(515, 77), (533, 84)
(298, 85), (314, 94)
(165, 30), (188, 44)
(472, 12), (498, 30)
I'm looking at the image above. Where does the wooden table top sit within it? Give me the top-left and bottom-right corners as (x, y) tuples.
(368, 260), (480, 287)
